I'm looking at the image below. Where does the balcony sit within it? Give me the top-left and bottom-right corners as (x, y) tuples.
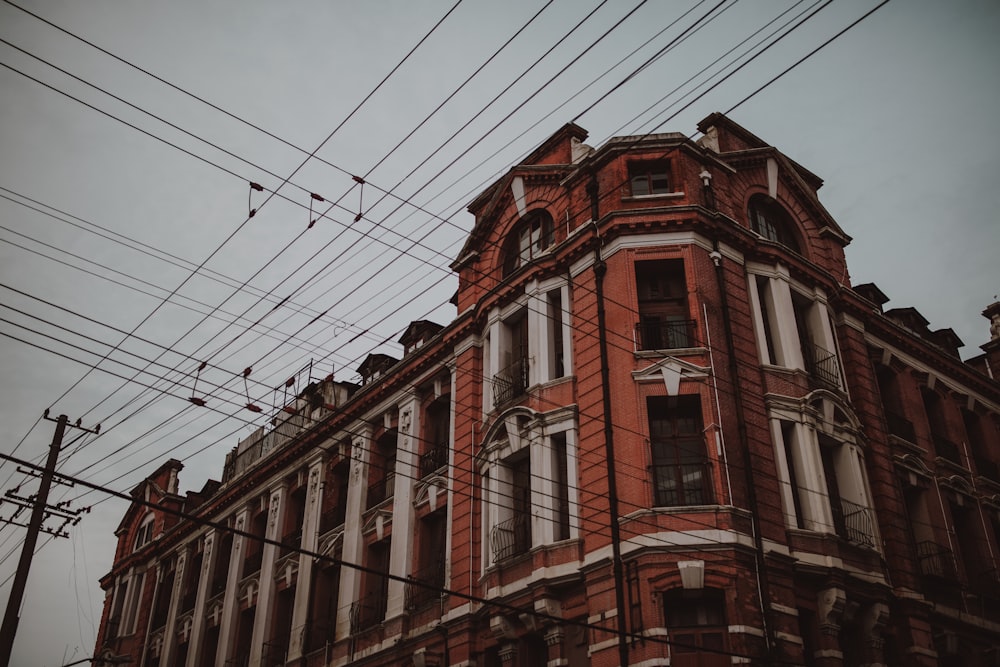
(635, 319), (696, 351)
(490, 515), (530, 563)
(839, 499), (877, 548)
(405, 563), (447, 610)
(366, 473), (394, 510)
(884, 410), (916, 444)
(932, 433), (963, 466)
(492, 358), (528, 408)
(281, 528), (302, 557)
(917, 540), (958, 581)
(244, 549), (263, 576)
(320, 505), (347, 534)
(803, 343), (840, 389)
(420, 446), (448, 478)
(349, 597), (387, 634)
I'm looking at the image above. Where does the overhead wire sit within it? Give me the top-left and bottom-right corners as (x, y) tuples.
(0, 0), (896, 604)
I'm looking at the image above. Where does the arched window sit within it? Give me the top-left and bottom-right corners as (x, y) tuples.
(747, 195), (800, 252)
(134, 513), (155, 551)
(502, 210), (554, 277)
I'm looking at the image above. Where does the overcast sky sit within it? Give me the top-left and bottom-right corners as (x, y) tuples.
(1, 1), (998, 663)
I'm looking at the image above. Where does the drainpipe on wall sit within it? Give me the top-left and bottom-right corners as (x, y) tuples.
(711, 240), (776, 664)
(588, 176), (631, 667)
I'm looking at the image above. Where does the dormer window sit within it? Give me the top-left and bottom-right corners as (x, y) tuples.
(502, 210), (553, 277)
(747, 194), (800, 252)
(628, 160), (671, 196)
(134, 513), (154, 551)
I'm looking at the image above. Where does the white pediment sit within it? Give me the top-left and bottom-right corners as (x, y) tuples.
(631, 357), (710, 396)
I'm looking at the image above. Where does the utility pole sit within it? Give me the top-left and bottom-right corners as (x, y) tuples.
(0, 412), (98, 667)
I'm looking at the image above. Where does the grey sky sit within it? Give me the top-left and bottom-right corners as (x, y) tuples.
(1, 1), (998, 663)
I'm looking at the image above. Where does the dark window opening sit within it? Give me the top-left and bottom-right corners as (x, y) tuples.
(635, 259), (692, 350)
(748, 194), (800, 252)
(367, 431), (397, 509)
(408, 509), (448, 609)
(552, 433), (571, 542)
(663, 588), (728, 667)
(629, 160), (671, 196)
(502, 210), (554, 277)
(648, 395), (710, 507)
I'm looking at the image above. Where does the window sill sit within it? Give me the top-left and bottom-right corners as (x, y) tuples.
(622, 191), (686, 202)
(635, 346), (706, 358)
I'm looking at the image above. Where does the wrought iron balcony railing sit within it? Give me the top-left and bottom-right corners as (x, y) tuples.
(490, 514), (530, 563)
(916, 540), (958, 581)
(840, 499), (877, 548)
(420, 446), (448, 478)
(320, 505), (347, 533)
(349, 597), (387, 634)
(244, 549), (263, 576)
(492, 358), (528, 407)
(635, 319), (695, 351)
(405, 563), (447, 610)
(366, 473), (395, 509)
(804, 343), (840, 389)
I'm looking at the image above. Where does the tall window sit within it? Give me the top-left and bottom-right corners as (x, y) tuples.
(629, 160), (671, 196)
(748, 195), (800, 251)
(664, 589), (728, 667)
(502, 210), (553, 277)
(648, 395), (710, 507)
(134, 513), (155, 551)
(635, 259), (691, 350)
(492, 311), (529, 408)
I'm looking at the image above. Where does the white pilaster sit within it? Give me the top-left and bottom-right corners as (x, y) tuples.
(215, 509), (248, 666)
(184, 532), (215, 667)
(793, 423), (835, 533)
(767, 271), (804, 370)
(287, 457), (325, 660)
(336, 426), (372, 638)
(387, 396), (420, 619)
(770, 419), (800, 529)
(248, 485), (287, 667)
(159, 551), (186, 667)
(532, 427), (554, 546)
(527, 285), (546, 386)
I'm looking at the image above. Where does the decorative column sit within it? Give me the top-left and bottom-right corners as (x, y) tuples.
(248, 484), (288, 667)
(184, 532), (215, 667)
(158, 551), (186, 667)
(387, 397), (420, 620)
(336, 426), (372, 638)
(530, 422), (553, 546)
(215, 508), (248, 666)
(287, 456), (325, 661)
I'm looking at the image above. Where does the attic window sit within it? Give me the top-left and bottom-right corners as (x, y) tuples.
(747, 195), (800, 252)
(134, 513), (155, 551)
(629, 160), (671, 196)
(502, 210), (554, 277)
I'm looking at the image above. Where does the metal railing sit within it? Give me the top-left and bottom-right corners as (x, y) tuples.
(635, 319), (695, 351)
(281, 528), (302, 556)
(349, 597), (386, 634)
(244, 549), (263, 575)
(840, 499), (877, 547)
(320, 505), (347, 533)
(917, 540), (958, 581)
(490, 514), (530, 563)
(492, 358), (528, 407)
(932, 433), (962, 465)
(884, 411), (916, 443)
(405, 563), (447, 610)
(366, 473), (394, 509)
(420, 446), (448, 478)
(651, 461), (712, 507)
(804, 343), (840, 389)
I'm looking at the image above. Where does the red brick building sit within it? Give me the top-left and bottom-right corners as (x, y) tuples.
(94, 114), (1000, 667)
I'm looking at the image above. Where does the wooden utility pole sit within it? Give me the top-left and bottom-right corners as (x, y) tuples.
(0, 412), (97, 667)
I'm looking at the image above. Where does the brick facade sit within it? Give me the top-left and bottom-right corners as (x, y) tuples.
(94, 114), (1000, 667)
